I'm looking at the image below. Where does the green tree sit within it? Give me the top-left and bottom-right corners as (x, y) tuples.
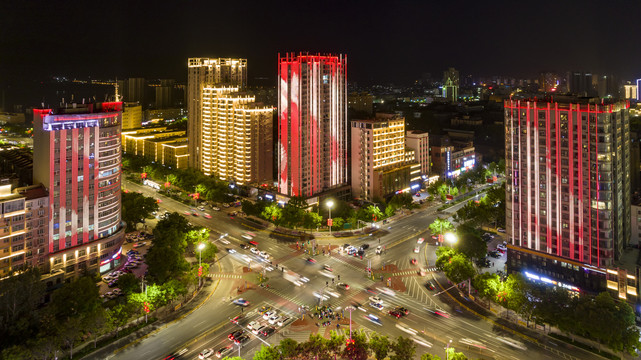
(441, 253), (476, 285)
(281, 196), (307, 228)
(199, 243), (218, 263)
(49, 276), (102, 322)
(420, 354), (442, 360)
(300, 333), (329, 359)
(253, 345), (281, 360)
(472, 272), (500, 307)
(330, 216), (345, 230)
(390, 336), (416, 360)
(277, 338), (300, 358)
(121, 191), (159, 231)
(107, 304), (132, 337)
(368, 333), (391, 360)
(342, 331), (370, 360)
(428, 218), (453, 236)
(303, 211), (323, 232)
(455, 224), (487, 259)
(0, 267), (45, 349)
(1, 345), (32, 360)
(326, 331), (345, 357)
(262, 204), (283, 224)
(117, 273), (140, 294)
(162, 279), (188, 305)
(496, 274), (528, 313)
(366, 205), (384, 222)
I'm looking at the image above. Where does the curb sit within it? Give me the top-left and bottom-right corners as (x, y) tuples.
(110, 254), (224, 356)
(431, 274), (601, 360)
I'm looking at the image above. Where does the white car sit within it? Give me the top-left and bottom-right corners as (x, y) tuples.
(277, 317), (289, 327)
(417, 237), (424, 244)
(199, 348), (214, 359)
(263, 310), (277, 320)
(247, 320), (261, 330)
(377, 287), (396, 296)
(369, 296), (383, 304)
(198, 206), (205, 211)
(369, 302), (384, 311)
(252, 325), (266, 335)
(242, 234), (253, 240)
(259, 251), (270, 260)
(414, 246), (420, 253)
(376, 246), (382, 255)
(497, 243), (507, 251)
(268, 314), (282, 325)
(250, 247), (259, 255)
(212, 207), (221, 211)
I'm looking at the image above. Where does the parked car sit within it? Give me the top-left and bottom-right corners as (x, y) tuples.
(260, 326), (276, 337)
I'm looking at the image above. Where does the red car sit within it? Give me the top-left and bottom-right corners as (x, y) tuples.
(388, 310), (402, 318)
(249, 240), (259, 246)
(231, 315), (243, 324)
(228, 330), (243, 341)
(410, 258), (417, 265)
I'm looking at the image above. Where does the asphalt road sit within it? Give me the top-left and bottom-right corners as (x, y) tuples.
(107, 180), (599, 360)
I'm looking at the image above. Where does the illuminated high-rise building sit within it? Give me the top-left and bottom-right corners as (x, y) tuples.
(33, 102), (125, 278)
(121, 102), (142, 130)
(351, 114), (421, 201)
(278, 53), (348, 197)
(187, 58), (247, 169)
(200, 87), (273, 185)
(505, 96), (636, 301)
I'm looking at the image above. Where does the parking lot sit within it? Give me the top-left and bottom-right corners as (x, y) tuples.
(97, 231), (151, 300)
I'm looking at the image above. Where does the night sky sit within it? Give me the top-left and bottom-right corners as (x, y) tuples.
(2, 0), (641, 86)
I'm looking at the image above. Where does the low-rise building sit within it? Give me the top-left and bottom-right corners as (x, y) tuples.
(121, 127), (189, 169)
(405, 130), (429, 176)
(429, 135), (476, 179)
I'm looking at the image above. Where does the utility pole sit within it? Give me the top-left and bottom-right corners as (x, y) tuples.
(345, 306), (355, 340)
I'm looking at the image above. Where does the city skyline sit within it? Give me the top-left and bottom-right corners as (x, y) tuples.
(3, 1), (641, 87)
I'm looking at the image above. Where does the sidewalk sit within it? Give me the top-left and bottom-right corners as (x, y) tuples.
(80, 277), (219, 360)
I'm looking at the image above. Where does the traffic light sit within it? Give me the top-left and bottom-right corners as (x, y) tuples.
(143, 302), (150, 313)
(198, 265), (203, 277)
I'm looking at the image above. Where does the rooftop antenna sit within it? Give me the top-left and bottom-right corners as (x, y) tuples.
(114, 78), (120, 102)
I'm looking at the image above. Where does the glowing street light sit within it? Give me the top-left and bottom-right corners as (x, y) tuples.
(444, 232), (458, 245)
(326, 200), (334, 235)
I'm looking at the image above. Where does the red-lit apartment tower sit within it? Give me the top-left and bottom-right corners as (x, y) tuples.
(278, 53), (348, 197)
(505, 96), (636, 301)
(33, 102), (125, 278)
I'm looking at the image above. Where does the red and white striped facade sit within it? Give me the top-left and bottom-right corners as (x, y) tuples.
(505, 98), (630, 268)
(33, 102), (125, 277)
(278, 53), (348, 197)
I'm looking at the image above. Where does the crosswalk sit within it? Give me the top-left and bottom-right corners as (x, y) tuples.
(263, 286), (306, 307)
(207, 273), (243, 279)
(391, 267), (438, 276)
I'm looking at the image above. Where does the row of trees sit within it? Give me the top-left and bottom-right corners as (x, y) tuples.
(426, 161), (505, 202)
(435, 245), (641, 355)
(247, 331), (470, 360)
(243, 193), (418, 231)
(121, 191), (159, 231)
(454, 183), (505, 228)
(122, 154), (234, 204)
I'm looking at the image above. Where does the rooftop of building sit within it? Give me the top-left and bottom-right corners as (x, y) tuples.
(353, 113), (404, 124)
(507, 93), (628, 106)
(35, 101), (122, 115)
(148, 135), (187, 144)
(14, 184), (48, 200)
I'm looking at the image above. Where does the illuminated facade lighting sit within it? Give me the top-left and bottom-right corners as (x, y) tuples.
(505, 97), (636, 301)
(33, 102), (125, 278)
(278, 53), (348, 197)
(200, 87), (273, 185)
(351, 114), (421, 200)
(187, 58), (247, 169)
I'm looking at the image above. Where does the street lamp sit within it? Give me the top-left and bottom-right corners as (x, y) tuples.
(326, 200), (334, 235)
(446, 339), (452, 360)
(444, 232), (458, 246)
(345, 306), (355, 340)
(198, 243), (205, 288)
